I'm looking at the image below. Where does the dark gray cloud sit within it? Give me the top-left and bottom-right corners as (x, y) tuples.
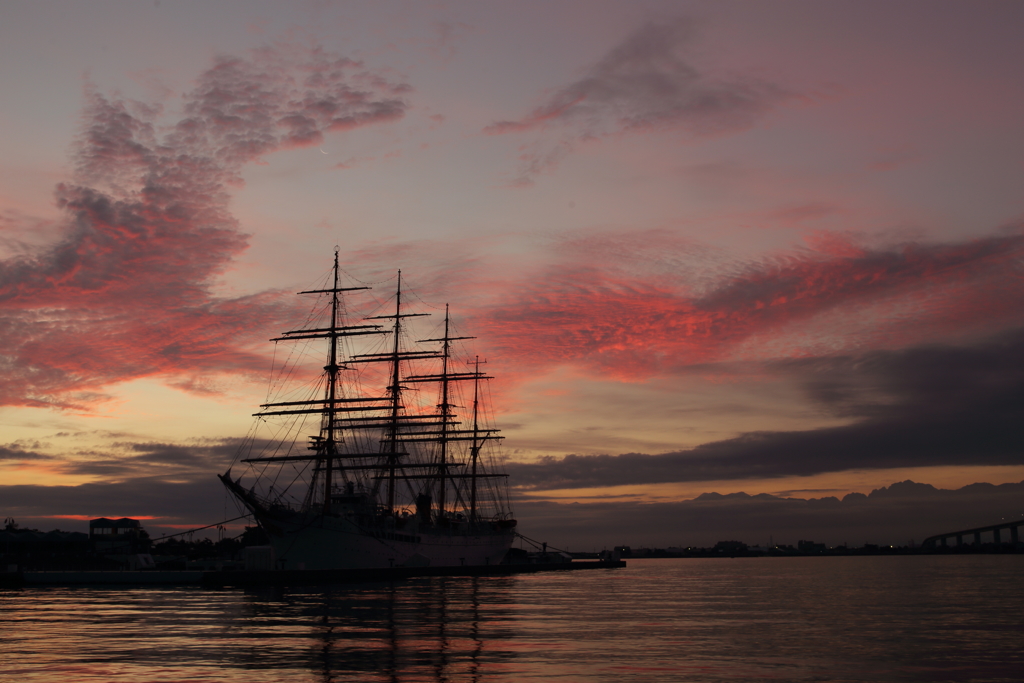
(0, 444), (53, 461)
(0, 436), (284, 535)
(57, 439), (243, 479)
(485, 19), (792, 185)
(507, 328), (1024, 489)
(515, 480), (1024, 549)
(1, 476), (230, 535)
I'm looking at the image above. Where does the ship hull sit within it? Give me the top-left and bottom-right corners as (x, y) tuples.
(223, 476), (515, 570)
(256, 510), (514, 570)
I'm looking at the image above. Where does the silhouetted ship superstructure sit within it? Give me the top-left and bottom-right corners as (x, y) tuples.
(220, 251), (516, 569)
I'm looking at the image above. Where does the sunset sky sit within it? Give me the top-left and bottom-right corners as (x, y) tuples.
(2, 1), (1023, 542)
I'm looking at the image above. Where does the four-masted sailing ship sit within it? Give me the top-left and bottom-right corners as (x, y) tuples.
(220, 251), (516, 569)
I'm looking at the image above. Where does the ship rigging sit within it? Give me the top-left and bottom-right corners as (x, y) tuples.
(220, 250), (515, 569)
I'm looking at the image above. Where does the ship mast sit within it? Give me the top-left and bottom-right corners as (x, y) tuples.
(385, 272), (404, 512)
(322, 249), (342, 513)
(410, 314), (495, 523)
(469, 355), (482, 522)
(240, 251), (389, 513)
(437, 306), (453, 518)
(360, 272), (433, 513)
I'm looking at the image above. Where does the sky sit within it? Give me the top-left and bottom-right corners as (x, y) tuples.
(2, 0), (1024, 545)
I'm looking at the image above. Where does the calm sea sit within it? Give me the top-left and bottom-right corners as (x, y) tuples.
(2, 557), (1022, 682)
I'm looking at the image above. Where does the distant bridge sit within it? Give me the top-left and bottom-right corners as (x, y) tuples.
(922, 518), (1024, 549)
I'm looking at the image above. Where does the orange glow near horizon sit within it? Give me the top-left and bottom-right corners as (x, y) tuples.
(515, 465), (1024, 504)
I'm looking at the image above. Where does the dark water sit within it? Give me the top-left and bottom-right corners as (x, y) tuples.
(2, 557), (1023, 682)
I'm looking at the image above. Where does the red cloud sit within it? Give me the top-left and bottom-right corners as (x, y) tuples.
(469, 231), (1024, 382)
(0, 46), (409, 409)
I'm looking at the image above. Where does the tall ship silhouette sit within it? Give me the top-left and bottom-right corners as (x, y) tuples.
(220, 251), (516, 569)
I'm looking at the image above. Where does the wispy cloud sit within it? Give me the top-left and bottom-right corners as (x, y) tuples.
(485, 19), (792, 185)
(471, 230), (1024, 379)
(0, 46), (409, 409)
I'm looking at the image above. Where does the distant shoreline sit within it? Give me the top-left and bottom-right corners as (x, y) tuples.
(571, 544), (1024, 559)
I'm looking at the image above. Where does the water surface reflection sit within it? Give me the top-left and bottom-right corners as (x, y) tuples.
(232, 575), (519, 682)
(3, 557), (1023, 682)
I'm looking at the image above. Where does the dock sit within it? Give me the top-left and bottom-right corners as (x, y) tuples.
(1, 560), (626, 588)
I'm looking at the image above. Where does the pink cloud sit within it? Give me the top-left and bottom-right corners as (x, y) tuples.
(0, 46), (409, 409)
(485, 19), (793, 185)
(468, 230), (1024, 382)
